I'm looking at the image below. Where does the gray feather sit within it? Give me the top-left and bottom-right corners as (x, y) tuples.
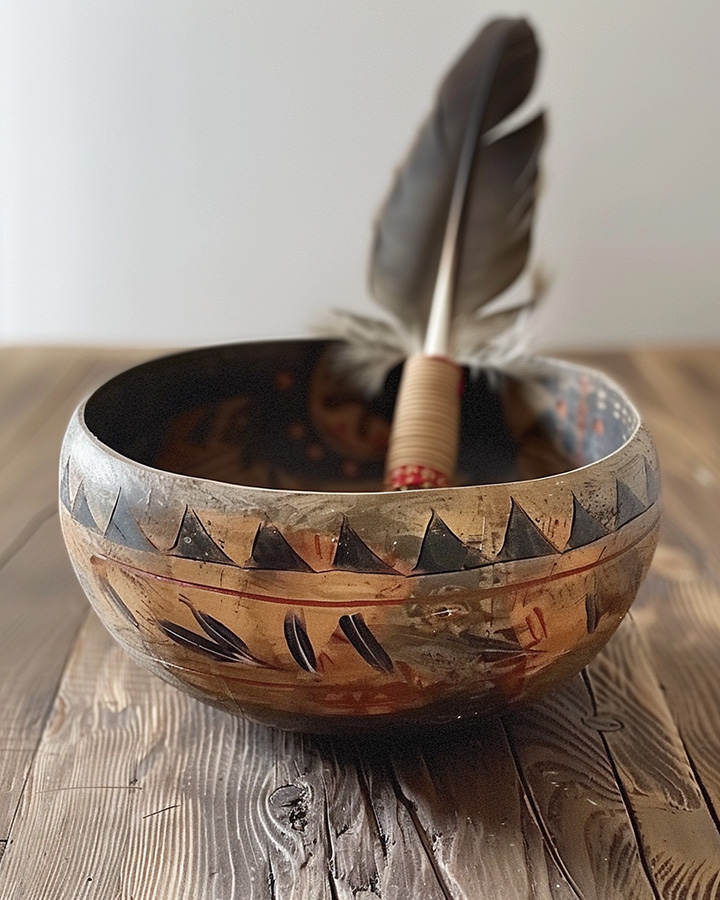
(370, 18), (543, 335)
(317, 311), (415, 395)
(452, 267), (549, 364)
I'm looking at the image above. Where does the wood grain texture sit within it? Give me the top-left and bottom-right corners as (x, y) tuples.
(586, 613), (720, 899)
(637, 577), (720, 833)
(502, 677), (656, 900)
(0, 349), (86, 470)
(573, 347), (720, 898)
(0, 518), (87, 840)
(1, 345), (720, 898)
(390, 716), (580, 900)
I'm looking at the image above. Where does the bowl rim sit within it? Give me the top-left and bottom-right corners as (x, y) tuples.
(70, 340), (645, 500)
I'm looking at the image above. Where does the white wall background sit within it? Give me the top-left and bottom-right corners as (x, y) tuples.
(1, 1), (718, 349)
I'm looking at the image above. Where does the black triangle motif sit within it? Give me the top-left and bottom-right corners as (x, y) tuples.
(616, 480), (646, 529)
(60, 458), (72, 511)
(566, 495), (608, 550)
(169, 509), (235, 564)
(333, 517), (397, 574)
(250, 525), (313, 572)
(413, 512), (470, 574)
(498, 500), (556, 561)
(105, 491), (155, 552)
(71, 483), (99, 532)
(645, 459), (661, 505)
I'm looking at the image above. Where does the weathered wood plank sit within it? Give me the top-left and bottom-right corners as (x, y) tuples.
(0, 349), (85, 469)
(502, 678), (656, 900)
(311, 738), (448, 899)
(593, 348), (720, 823)
(579, 347), (720, 897)
(0, 518), (88, 843)
(0, 348), (154, 471)
(635, 576), (720, 831)
(586, 611), (720, 898)
(390, 717), (579, 900)
(0, 615), (447, 899)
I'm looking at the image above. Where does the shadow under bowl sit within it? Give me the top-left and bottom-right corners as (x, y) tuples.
(60, 340), (661, 733)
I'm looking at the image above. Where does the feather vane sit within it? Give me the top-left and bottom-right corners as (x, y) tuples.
(370, 18), (543, 340)
(322, 17), (545, 399)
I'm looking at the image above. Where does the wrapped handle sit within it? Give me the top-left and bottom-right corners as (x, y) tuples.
(384, 354), (463, 490)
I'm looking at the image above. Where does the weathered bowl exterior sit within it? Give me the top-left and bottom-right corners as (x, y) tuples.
(60, 341), (660, 732)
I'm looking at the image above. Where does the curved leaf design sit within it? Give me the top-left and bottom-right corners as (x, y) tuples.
(283, 613), (317, 673)
(339, 613), (393, 673)
(158, 603), (268, 667)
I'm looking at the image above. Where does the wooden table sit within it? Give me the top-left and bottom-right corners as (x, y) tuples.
(0, 346), (719, 899)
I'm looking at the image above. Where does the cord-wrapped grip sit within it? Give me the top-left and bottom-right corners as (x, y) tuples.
(384, 354), (463, 490)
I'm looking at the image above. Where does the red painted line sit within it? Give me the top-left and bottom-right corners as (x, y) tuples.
(96, 507), (659, 609)
(97, 555), (402, 608)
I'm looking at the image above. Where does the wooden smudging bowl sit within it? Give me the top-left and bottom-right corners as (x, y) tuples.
(60, 340), (660, 733)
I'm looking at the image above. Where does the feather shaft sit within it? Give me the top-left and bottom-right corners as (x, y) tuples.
(424, 28), (518, 357)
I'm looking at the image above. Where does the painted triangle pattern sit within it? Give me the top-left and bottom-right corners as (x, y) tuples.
(250, 525), (313, 572)
(60, 459), (72, 511)
(71, 483), (99, 532)
(169, 509), (236, 565)
(413, 512), (487, 574)
(645, 458), (661, 505)
(566, 495), (608, 551)
(333, 517), (397, 574)
(105, 491), (156, 552)
(78, 468), (656, 574)
(498, 500), (556, 561)
(615, 480), (646, 529)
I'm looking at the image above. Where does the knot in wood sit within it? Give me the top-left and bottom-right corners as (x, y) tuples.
(268, 783), (312, 832)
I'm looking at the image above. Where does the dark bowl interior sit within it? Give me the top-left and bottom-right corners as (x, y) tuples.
(83, 340), (638, 492)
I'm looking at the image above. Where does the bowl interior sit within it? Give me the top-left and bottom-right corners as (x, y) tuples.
(83, 340), (638, 492)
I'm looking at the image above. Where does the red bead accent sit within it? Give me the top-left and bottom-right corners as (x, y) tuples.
(385, 465), (449, 491)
